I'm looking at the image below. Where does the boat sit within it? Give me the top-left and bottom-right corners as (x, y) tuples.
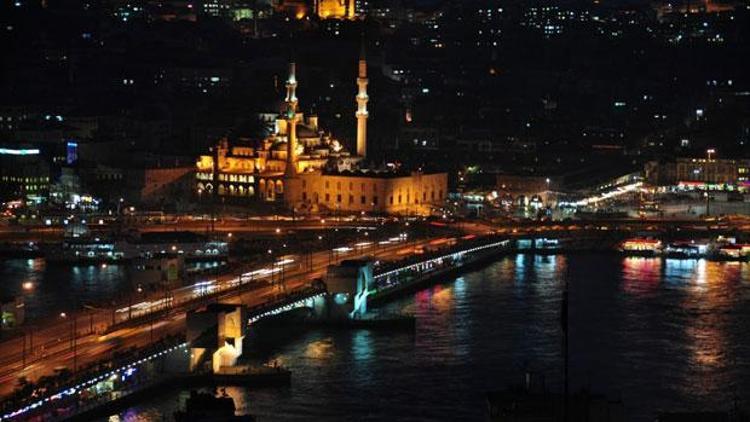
(619, 238), (662, 257)
(44, 226), (229, 265)
(663, 240), (708, 259)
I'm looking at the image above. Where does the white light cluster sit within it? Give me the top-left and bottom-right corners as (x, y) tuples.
(0, 343), (188, 421)
(562, 181), (643, 207)
(116, 297), (173, 315)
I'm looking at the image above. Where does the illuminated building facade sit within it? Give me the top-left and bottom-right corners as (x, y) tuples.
(195, 51), (447, 215)
(285, 169), (447, 215)
(0, 146), (51, 201)
(316, 0), (356, 19)
(645, 157), (750, 190)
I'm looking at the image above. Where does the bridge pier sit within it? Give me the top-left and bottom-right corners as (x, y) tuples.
(186, 304), (248, 373)
(323, 259), (374, 319)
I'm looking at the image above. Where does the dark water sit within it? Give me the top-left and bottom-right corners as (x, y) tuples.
(101, 254), (750, 420)
(0, 259), (130, 319)
(0, 259), (226, 320)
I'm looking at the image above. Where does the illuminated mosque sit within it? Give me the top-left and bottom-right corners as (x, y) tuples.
(195, 49), (447, 216)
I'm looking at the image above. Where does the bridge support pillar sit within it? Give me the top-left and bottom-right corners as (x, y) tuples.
(186, 304), (248, 373)
(325, 259), (373, 319)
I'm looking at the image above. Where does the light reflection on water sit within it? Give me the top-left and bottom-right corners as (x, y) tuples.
(106, 254), (750, 421)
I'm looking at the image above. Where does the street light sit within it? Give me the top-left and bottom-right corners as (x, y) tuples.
(267, 249), (274, 285)
(707, 148), (716, 161)
(59, 312), (77, 372)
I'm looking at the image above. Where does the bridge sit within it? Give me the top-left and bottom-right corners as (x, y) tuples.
(246, 284), (327, 324)
(0, 235), (527, 421)
(369, 238), (511, 303)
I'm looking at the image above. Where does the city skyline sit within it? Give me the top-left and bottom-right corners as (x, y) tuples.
(1, 0), (749, 421)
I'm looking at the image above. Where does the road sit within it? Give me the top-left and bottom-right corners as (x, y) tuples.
(0, 216), (392, 241)
(0, 235), (438, 398)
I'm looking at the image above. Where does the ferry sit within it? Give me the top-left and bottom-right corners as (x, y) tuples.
(45, 236), (131, 263)
(663, 240), (708, 259)
(45, 229), (228, 265)
(619, 237), (750, 262)
(619, 238), (662, 257)
(712, 243), (750, 262)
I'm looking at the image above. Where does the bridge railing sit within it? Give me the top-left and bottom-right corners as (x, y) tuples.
(247, 284), (327, 324)
(0, 336), (187, 422)
(374, 237), (510, 280)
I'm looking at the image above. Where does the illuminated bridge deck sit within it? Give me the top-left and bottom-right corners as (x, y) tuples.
(369, 238), (512, 300)
(247, 285), (327, 324)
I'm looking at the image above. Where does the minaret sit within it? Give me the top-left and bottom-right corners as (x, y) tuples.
(355, 43), (368, 159)
(285, 61), (299, 177)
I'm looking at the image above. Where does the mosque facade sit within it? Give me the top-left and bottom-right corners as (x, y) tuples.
(195, 50), (446, 216)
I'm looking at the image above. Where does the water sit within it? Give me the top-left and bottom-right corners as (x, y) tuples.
(0, 258), (224, 320)
(0, 259), (130, 320)
(15, 253), (750, 421)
